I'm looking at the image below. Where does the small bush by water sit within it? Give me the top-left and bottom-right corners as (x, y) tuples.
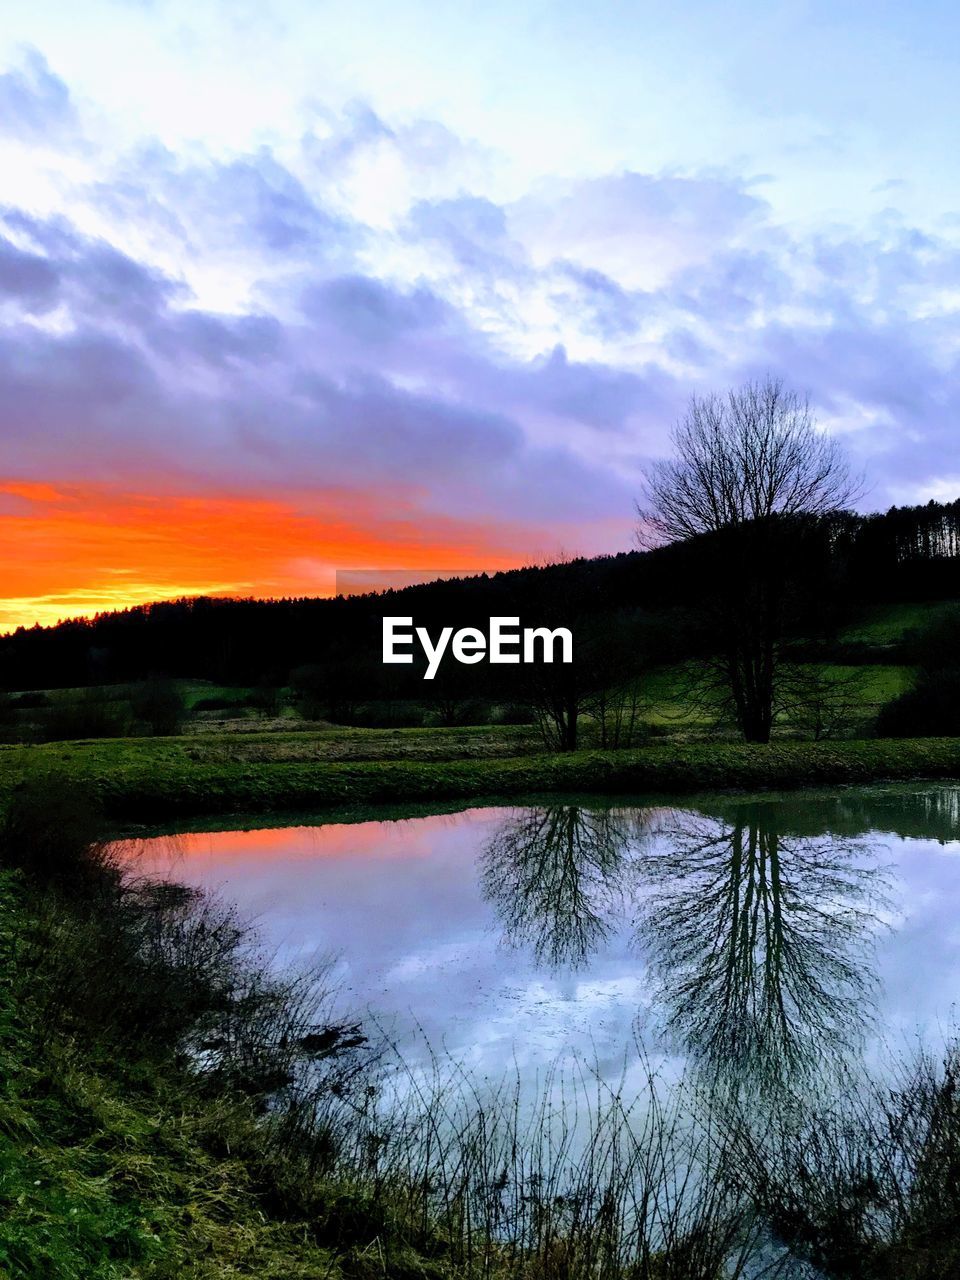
(725, 1043), (960, 1277)
(877, 669), (960, 738)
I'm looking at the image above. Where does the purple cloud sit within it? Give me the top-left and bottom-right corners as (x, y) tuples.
(2, 50), (960, 559)
(0, 49), (76, 142)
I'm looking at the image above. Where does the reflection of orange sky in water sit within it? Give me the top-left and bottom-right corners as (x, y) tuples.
(124, 809), (498, 868)
(1, 479), (599, 632)
(123, 805), (665, 874)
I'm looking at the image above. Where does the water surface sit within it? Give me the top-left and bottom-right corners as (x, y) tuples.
(119, 783), (960, 1096)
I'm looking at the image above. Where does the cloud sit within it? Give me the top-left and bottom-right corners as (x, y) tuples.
(301, 273), (457, 347)
(550, 262), (646, 340)
(405, 195), (519, 277)
(0, 48), (77, 143)
(3, 46), (960, 627)
(509, 170), (769, 287)
(0, 234), (60, 312)
(0, 203), (643, 532)
(87, 141), (357, 278)
(302, 102), (491, 209)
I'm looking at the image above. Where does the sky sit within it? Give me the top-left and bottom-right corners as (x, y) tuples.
(2, 0), (960, 630)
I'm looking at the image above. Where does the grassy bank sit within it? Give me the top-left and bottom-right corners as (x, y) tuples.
(0, 787), (752, 1279)
(0, 877), (350, 1279)
(0, 865), (442, 1274)
(3, 734), (960, 821)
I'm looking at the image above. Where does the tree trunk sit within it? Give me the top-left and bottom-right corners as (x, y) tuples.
(562, 694), (579, 751)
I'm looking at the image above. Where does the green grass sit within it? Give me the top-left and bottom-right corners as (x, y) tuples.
(178, 681), (256, 711)
(634, 666), (711, 727)
(7, 680), (255, 708)
(639, 662), (917, 729)
(0, 875), (343, 1279)
(838, 601), (952, 646)
(815, 663), (914, 702)
(4, 733), (960, 821)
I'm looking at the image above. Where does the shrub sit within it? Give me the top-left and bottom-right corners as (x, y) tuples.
(246, 682), (282, 717)
(424, 699), (491, 727)
(495, 701), (535, 725)
(0, 690), (15, 740)
(10, 691), (49, 708)
(131, 677), (185, 736)
(902, 606), (960, 670)
(727, 1041), (960, 1278)
(0, 774), (106, 886)
(778, 664), (869, 740)
(192, 695), (239, 711)
(350, 701), (426, 728)
(40, 689), (130, 741)
(876, 669), (960, 738)
(2, 779), (368, 1109)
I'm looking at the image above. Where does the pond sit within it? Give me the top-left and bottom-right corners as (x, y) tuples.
(118, 782), (960, 1100)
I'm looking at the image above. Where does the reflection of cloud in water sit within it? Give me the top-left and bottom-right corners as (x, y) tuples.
(114, 785), (960, 1096)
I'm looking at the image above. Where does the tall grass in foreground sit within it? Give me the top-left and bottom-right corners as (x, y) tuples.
(304, 1046), (762, 1278)
(721, 1041), (960, 1279)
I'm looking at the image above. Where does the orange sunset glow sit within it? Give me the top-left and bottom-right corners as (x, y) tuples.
(0, 481), (561, 633)
(122, 811), (488, 867)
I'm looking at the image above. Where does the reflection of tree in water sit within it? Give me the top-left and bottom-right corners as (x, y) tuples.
(479, 806), (644, 968)
(478, 799), (889, 1091)
(636, 805), (888, 1087)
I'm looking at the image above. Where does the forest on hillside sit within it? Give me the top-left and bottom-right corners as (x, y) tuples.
(3, 498), (960, 691)
(3, 497), (960, 748)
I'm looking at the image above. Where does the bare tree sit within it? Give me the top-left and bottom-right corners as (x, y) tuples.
(640, 378), (856, 542)
(638, 377), (859, 742)
(777, 663), (870, 740)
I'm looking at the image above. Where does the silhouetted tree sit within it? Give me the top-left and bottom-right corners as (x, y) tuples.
(9, 486), (960, 717)
(131, 677), (185, 736)
(43, 687), (130, 741)
(639, 377), (859, 741)
(878, 606), (960, 737)
(248, 677), (282, 719)
(777, 664), (870, 740)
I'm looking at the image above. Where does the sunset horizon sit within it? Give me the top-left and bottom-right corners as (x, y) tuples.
(5, 3), (960, 632)
(0, 475), (604, 632)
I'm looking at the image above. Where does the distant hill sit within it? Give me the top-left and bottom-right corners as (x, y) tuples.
(3, 498), (960, 692)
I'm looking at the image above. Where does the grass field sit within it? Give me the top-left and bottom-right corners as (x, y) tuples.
(2, 600), (948, 824)
(0, 878), (354, 1280)
(639, 662), (917, 730)
(837, 600), (951, 645)
(4, 730), (960, 822)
